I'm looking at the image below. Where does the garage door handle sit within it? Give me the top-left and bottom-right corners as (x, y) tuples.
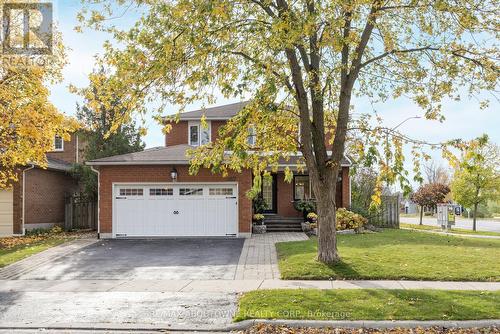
(173, 211), (180, 215)
(116, 197), (126, 199)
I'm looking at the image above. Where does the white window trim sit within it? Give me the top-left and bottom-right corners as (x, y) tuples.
(188, 121), (211, 146)
(53, 135), (64, 152)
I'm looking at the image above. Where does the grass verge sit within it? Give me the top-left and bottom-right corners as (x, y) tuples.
(276, 229), (500, 281)
(235, 289), (500, 321)
(0, 230), (95, 268)
(400, 223), (500, 237)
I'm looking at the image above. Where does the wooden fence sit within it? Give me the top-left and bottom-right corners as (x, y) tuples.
(367, 195), (400, 228)
(64, 194), (97, 231)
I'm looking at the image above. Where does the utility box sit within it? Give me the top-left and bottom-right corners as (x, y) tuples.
(437, 203), (456, 230)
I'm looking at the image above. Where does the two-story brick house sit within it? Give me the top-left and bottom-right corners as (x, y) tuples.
(87, 102), (351, 238)
(0, 134), (84, 236)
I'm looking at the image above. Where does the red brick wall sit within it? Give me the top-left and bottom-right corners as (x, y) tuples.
(165, 120), (228, 147)
(97, 165), (252, 235)
(46, 133), (80, 164)
(165, 121), (189, 146)
(211, 120), (226, 142)
(273, 168), (351, 218)
(276, 173), (301, 217)
(341, 166), (351, 208)
(24, 168), (79, 226)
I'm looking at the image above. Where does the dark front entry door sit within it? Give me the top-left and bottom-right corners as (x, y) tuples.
(262, 174), (277, 213)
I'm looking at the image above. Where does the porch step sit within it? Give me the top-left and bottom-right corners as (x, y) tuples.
(263, 215), (304, 232)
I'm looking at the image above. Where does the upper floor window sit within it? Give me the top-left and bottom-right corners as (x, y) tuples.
(189, 125), (199, 146)
(53, 135), (64, 151)
(247, 126), (256, 146)
(189, 121), (211, 146)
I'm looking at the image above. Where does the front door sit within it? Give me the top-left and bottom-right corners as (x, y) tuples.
(262, 175), (277, 213)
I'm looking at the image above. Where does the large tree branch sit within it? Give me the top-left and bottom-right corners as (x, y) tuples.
(360, 46), (438, 69)
(331, 1), (381, 173)
(227, 50), (293, 92)
(306, 0), (328, 176)
(248, 0), (277, 18)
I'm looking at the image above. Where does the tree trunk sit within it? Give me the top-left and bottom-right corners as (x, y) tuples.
(419, 206), (424, 225)
(473, 203), (478, 231)
(316, 181), (340, 264)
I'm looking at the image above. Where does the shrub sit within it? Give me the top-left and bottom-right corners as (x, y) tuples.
(252, 196), (268, 214)
(293, 200), (316, 218)
(50, 226), (63, 234)
(306, 212), (318, 222)
(253, 214), (265, 224)
(336, 208), (368, 231)
(26, 227), (51, 236)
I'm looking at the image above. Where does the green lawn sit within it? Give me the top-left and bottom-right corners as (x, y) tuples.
(235, 289), (500, 321)
(0, 237), (68, 268)
(277, 229), (500, 281)
(400, 222), (500, 237)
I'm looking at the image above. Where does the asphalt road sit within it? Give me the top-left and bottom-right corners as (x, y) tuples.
(401, 216), (500, 233)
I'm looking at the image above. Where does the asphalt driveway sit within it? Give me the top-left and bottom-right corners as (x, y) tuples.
(15, 238), (245, 280)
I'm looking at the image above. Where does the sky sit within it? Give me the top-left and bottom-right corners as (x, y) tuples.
(50, 1), (499, 179)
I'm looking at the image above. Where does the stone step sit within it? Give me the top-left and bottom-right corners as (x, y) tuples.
(266, 227), (303, 232)
(265, 221), (303, 225)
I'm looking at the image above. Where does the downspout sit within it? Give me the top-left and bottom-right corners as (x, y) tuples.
(90, 166), (100, 238)
(21, 164), (35, 235)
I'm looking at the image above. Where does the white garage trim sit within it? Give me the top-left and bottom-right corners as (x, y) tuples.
(111, 182), (239, 238)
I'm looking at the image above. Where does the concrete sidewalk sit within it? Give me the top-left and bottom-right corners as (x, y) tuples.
(401, 227), (500, 239)
(1, 279), (499, 292)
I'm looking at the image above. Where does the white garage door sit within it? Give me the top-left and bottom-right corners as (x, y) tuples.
(0, 189), (14, 237)
(113, 183), (238, 237)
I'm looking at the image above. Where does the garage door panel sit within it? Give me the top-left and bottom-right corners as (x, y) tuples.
(0, 189), (13, 237)
(114, 184), (237, 237)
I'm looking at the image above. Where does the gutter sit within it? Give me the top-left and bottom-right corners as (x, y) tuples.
(21, 164), (35, 235)
(86, 160), (189, 166)
(89, 166), (101, 238)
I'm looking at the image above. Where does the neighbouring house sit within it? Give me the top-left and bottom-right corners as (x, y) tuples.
(87, 101), (351, 239)
(402, 199), (419, 215)
(0, 133), (85, 237)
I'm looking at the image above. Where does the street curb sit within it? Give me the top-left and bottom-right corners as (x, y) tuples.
(227, 319), (500, 330)
(0, 320), (499, 332)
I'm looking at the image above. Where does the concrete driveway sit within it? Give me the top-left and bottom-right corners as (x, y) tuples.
(15, 238), (245, 280)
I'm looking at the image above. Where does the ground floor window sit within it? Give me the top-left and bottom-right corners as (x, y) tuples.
(294, 175), (314, 200)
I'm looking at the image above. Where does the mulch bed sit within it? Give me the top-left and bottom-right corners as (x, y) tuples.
(238, 324), (499, 334)
(0, 230), (96, 250)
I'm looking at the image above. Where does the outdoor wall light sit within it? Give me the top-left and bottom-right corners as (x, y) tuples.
(170, 168), (178, 181)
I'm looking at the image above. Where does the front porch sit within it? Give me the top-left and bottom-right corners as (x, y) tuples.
(255, 167), (351, 218)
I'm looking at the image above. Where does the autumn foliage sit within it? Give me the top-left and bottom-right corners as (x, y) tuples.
(411, 183), (450, 224)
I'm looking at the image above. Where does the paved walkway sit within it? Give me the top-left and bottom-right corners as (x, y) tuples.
(1, 279), (499, 292)
(235, 232), (308, 280)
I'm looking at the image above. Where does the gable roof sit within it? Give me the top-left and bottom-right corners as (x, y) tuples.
(173, 101), (249, 121)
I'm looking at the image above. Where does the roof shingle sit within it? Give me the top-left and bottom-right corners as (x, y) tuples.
(173, 101), (249, 120)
